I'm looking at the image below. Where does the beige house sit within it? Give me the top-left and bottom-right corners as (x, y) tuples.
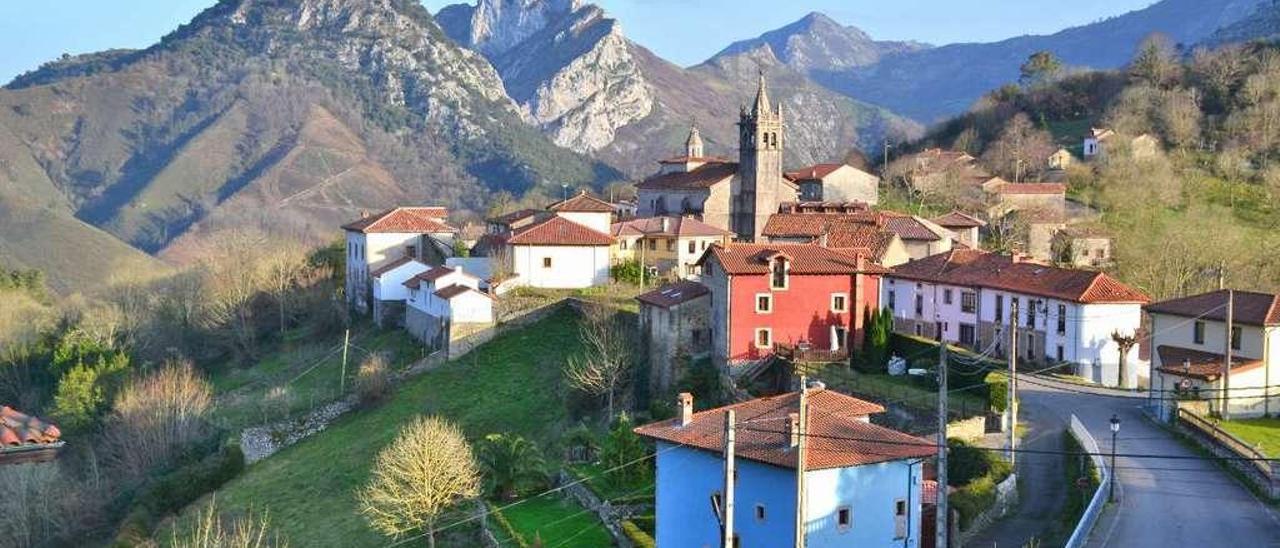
(611, 216), (733, 279)
(1147, 290), (1280, 419)
(897, 148), (990, 193)
(636, 280), (712, 396)
(1052, 226), (1111, 268)
(785, 163), (879, 205)
(930, 211), (986, 249)
(1048, 148), (1073, 170)
(1084, 128), (1160, 160)
(982, 177), (1066, 218)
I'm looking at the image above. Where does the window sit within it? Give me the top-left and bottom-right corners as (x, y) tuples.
(894, 499), (907, 539)
(959, 324), (976, 346)
(755, 504), (766, 522)
(943, 288), (953, 305)
(1057, 304), (1067, 335)
(831, 293), (848, 313)
(755, 294), (773, 313)
(1026, 300), (1036, 328)
(888, 290), (897, 310)
(1194, 321), (1205, 344)
(701, 240), (708, 250)
(832, 326), (847, 351)
(648, 239), (656, 251)
(770, 257), (788, 289)
(1057, 345), (1065, 362)
(1232, 326), (1242, 351)
(915, 294), (924, 317)
(961, 291), (977, 313)
(836, 506), (852, 532)
(542, 257), (552, 268)
(755, 328), (772, 349)
(914, 324), (923, 336)
(995, 295), (1004, 322)
(1026, 333), (1036, 360)
(666, 240), (675, 252)
(691, 328), (704, 345)
(688, 240), (696, 254)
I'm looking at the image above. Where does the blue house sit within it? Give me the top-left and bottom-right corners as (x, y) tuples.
(635, 388), (936, 548)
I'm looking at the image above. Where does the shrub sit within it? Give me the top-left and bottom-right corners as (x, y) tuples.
(947, 438), (993, 486)
(171, 498), (288, 548)
(621, 519), (656, 548)
(355, 352), (392, 405)
(113, 438), (247, 545)
(102, 360), (214, 482)
(600, 413), (651, 486)
(986, 372), (1009, 413)
(947, 440), (1014, 530)
(476, 433), (549, 500)
(610, 259), (643, 285)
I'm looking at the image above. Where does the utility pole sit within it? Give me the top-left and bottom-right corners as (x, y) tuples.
(794, 376), (809, 548)
(936, 344), (949, 548)
(1223, 289), (1234, 420)
(723, 410), (736, 548)
(339, 328), (351, 394)
(883, 139), (891, 172)
(1008, 299), (1019, 465)
(640, 237), (647, 289)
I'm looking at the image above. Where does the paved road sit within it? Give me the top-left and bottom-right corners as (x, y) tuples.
(1018, 377), (1280, 548)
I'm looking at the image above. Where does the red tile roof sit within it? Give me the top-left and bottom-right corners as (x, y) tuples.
(784, 163), (846, 181)
(434, 284), (490, 300)
(890, 249), (1149, 304)
(634, 390), (936, 470)
(611, 216), (733, 238)
(636, 161), (739, 190)
(779, 202), (874, 215)
(1155, 346), (1265, 381)
(700, 243), (889, 276)
(548, 192), (615, 213)
(342, 207), (455, 234)
(369, 256), (422, 278)
(1145, 290), (1280, 327)
(931, 211), (987, 228)
(636, 280), (710, 308)
(1, 406), (62, 457)
(506, 217), (614, 246)
(403, 266), (479, 289)
(879, 212), (946, 241)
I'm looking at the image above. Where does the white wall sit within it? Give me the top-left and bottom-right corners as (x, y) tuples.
(512, 245), (610, 288)
(445, 291), (493, 323)
(555, 211), (612, 234)
(372, 261), (429, 302)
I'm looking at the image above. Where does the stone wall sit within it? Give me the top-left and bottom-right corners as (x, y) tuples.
(957, 473), (1019, 546)
(947, 415), (987, 443)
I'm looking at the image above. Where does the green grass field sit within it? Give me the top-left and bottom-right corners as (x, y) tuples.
(497, 496), (613, 548)
(1218, 417), (1280, 458)
(795, 363), (990, 419)
(164, 307), (591, 547)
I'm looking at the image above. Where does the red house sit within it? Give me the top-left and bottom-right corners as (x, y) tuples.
(697, 243), (889, 366)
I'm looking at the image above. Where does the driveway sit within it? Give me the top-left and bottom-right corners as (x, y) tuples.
(1019, 376), (1280, 548)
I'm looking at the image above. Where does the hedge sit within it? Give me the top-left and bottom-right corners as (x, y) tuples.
(950, 457), (1013, 530)
(488, 501), (529, 547)
(111, 437), (246, 546)
(986, 372), (1009, 413)
(621, 519), (656, 548)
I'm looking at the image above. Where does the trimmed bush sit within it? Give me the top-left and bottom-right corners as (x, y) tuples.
(489, 502), (528, 547)
(947, 439), (1013, 530)
(986, 372), (1009, 413)
(621, 519), (656, 548)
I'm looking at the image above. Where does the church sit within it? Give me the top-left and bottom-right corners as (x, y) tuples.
(635, 74), (798, 242)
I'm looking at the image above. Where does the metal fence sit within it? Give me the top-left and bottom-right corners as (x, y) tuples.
(1065, 414), (1111, 548)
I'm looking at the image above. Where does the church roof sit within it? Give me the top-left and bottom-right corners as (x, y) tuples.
(637, 161), (739, 190)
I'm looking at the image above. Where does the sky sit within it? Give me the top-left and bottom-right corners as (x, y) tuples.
(0, 0), (1159, 84)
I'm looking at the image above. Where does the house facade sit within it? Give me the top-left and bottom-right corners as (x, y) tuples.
(369, 257), (430, 326)
(699, 243), (888, 368)
(506, 216), (613, 288)
(930, 211), (985, 249)
(1146, 290), (1280, 419)
(404, 266), (490, 348)
(635, 389), (936, 548)
(611, 216), (733, 279)
(636, 76), (799, 242)
(785, 163), (879, 205)
(342, 207), (456, 313)
(884, 249), (1149, 387)
(981, 178), (1066, 219)
(760, 205), (934, 267)
(637, 280), (712, 396)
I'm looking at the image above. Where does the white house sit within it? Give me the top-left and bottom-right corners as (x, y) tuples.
(929, 211), (986, 249)
(546, 191), (615, 234)
(369, 257), (430, 326)
(403, 266), (492, 347)
(505, 216), (614, 289)
(784, 163), (880, 205)
(883, 249), (1150, 387)
(1082, 128), (1114, 158)
(1146, 290), (1280, 419)
(342, 207), (456, 313)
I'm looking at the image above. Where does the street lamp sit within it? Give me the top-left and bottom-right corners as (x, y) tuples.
(1109, 414), (1121, 502)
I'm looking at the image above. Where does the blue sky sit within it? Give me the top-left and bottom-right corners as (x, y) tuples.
(1, 0), (1157, 84)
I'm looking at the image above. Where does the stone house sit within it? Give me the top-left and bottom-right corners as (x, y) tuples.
(981, 177), (1066, 219)
(611, 216), (733, 279)
(896, 148), (990, 193)
(636, 280), (712, 396)
(930, 211), (986, 249)
(785, 163), (879, 204)
(761, 204), (949, 266)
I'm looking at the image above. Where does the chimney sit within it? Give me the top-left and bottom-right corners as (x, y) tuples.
(818, 232), (829, 247)
(787, 412), (801, 448)
(808, 379), (826, 391)
(360, 210), (370, 219)
(661, 217), (670, 233)
(678, 392), (694, 426)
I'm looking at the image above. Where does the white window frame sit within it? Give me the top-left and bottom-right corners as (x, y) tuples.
(755, 293), (773, 314)
(770, 257), (789, 290)
(754, 328), (773, 349)
(893, 499), (907, 539)
(831, 293), (848, 313)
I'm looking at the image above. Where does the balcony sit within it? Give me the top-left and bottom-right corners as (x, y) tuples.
(777, 342), (848, 364)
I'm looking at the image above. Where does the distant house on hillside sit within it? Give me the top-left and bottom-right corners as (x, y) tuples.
(634, 389), (936, 547)
(611, 216), (733, 279)
(761, 203), (953, 265)
(931, 211), (986, 249)
(981, 177), (1066, 218)
(894, 148), (990, 193)
(1147, 290), (1280, 419)
(636, 280), (712, 395)
(404, 266), (493, 350)
(342, 207), (457, 314)
(1, 406), (63, 465)
(1048, 148), (1073, 170)
(1083, 127), (1114, 158)
(1083, 128), (1159, 160)
(785, 163), (879, 204)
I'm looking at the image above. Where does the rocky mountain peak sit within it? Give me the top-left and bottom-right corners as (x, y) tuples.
(439, 0), (584, 56)
(710, 11), (929, 73)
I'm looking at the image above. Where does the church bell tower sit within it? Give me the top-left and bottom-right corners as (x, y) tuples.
(735, 72), (784, 242)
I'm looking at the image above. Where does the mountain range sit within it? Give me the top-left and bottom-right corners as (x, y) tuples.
(0, 0), (1273, 292)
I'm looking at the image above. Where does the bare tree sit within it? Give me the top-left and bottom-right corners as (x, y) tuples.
(262, 241), (312, 335)
(101, 360), (213, 481)
(202, 230), (269, 360)
(564, 303), (633, 419)
(174, 498), (288, 548)
(981, 113), (1056, 182)
(359, 416), (480, 548)
(1111, 331), (1139, 389)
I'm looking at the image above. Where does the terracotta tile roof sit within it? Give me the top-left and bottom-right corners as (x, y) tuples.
(636, 280), (710, 308)
(342, 207), (455, 234)
(1090, 127), (1115, 140)
(611, 216), (733, 238)
(1145, 290), (1280, 327)
(488, 208), (545, 225)
(658, 155), (733, 164)
(434, 284), (491, 300)
(403, 266), (479, 289)
(931, 211), (986, 228)
(784, 163), (846, 181)
(890, 249), (1149, 304)
(1, 406), (62, 451)
(779, 202), (874, 215)
(548, 192), (615, 213)
(636, 161), (739, 190)
(369, 256), (422, 278)
(1154, 346), (1264, 381)
(699, 243), (889, 276)
(506, 217), (614, 246)
(879, 211), (947, 241)
(634, 390), (936, 470)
